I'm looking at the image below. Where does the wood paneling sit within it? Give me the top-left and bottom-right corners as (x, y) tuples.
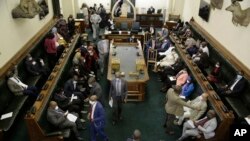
(0, 18), (57, 79)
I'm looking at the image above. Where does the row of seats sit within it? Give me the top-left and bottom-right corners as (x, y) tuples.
(188, 20), (250, 118)
(0, 23), (56, 139)
(169, 32), (234, 141)
(25, 33), (83, 141)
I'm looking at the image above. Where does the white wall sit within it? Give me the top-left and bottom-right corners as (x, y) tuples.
(182, 0), (250, 69)
(78, 0), (111, 12)
(61, 0), (74, 18)
(0, 0), (54, 68)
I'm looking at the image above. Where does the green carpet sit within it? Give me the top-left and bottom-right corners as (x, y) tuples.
(80, 69), (182, 141)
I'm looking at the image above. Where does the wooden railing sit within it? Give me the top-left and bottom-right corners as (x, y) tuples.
(25, 34), (81, 141)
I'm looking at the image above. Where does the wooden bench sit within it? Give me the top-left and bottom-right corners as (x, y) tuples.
(25, 34), (80, 141)
(170, 33), (234, 141)
(188, 20), (250, 118)
(0, 21), (57, 140)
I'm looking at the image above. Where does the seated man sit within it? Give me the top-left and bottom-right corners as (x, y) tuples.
(64, 74), (85, 99)
(7, 65), (38, 97)
(147, 6), (155, 14)
(157, 26), (168, 41)
(177, 110), (217, 141)
(179, 76), (195, 99)
(47, 101), (84, 141)
(25, 54), (49, 76)
(153, 48), (179, 72)
(199, 41), (209, 56)
(207, 61), (221, 84)
(127, 35), (137, 43)
(127, 129), (141, 141)
(159, 58), (185, 81)
(156, 38), (171, 52)
(53, 88), (82, 113)
(177, 93), (208, 125)
(218, 71), (247, 96)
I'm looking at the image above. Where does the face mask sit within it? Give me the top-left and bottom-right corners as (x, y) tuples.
(75, 68), (79, 72)
(89, 84), (93, 87)
(55, 106), (59, 110)
(32, 61), (36, 65)
(187, 80), (190, 83)
(215, 64), (219, 67)
(28, 57), (32, 61)
(89, 100), (95, 105)
(198, 96), (203, 101)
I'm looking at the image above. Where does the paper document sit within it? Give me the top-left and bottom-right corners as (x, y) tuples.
(109, 98), (113, 108)
(169, 76), (176, 81)
(187, 120), (195, 128)
(70, 94), (78, 102)
(179, 95), (186, 99)
(1, 112), (13, 120)
(67, 113), (77, 122)
(245, 117), (250, 125)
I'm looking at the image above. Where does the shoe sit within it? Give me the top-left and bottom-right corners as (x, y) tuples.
(76, 137), (84, 141)
(80, 110), (88, 114)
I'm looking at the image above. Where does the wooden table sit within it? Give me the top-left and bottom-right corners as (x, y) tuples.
(107, 41), (149, 101)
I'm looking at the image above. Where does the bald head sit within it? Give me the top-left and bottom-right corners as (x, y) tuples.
(207, 110), (216, 119)
(133, 129), (141, 140)
(115, 72), (121, 78)
(49, 101), (57, 109)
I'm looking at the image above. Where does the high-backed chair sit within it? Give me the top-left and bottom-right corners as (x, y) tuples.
(147, 49), (158, 69)
(120, 22), (128, 30)
(132, 22), (140, 31)
(168, 14), (180, 22)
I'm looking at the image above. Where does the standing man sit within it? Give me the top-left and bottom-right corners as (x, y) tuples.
(88, 77), (105, 106)
(90, 11), (102, 40)
(164, 85), (198, 135)
(88, 95), (109, 141)
(109, 72), (128, 125)
(97, 35), (109, 74)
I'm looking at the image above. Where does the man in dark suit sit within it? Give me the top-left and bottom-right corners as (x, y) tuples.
(25, 54), (49, 76)
(88, 95), (109, 141)
(88, 77), (105, 106)
(109, 72), (128, 125)
(64, 74), (83, 98)
(147, 6), (155, 14)
(47, 101), (84, 141)
(218, 71), (247, 96)
(127, 35), (138, 43)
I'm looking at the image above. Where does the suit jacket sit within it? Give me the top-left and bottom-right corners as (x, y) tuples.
(165, 88), (196, 116)
(7, 68), (26, 96)
(47, 107), (67, 127)
(198, 117), (217, 139)
(109, 78), (128, 100)
(90, 14), (102, 24)
(228, 77), (247, 95)
(187, 96), (207, 120)
(90, 82), (104, 104)
(64, 79), (79, 97)
(127, 37), (137, 43)
(92, 102), (105, 126)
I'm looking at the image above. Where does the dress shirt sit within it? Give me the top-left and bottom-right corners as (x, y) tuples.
(10, 77), (27, 89)
(116, 78), (121, 96)
(229, 76), (242, 90)
(91, 102), (97, 121)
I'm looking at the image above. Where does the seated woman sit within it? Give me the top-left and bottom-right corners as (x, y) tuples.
(161, 68), (189, 92)
(179, 76), (195, 99)
(207, 62), (221, 84)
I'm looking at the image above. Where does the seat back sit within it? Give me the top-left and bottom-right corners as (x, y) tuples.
(132, 22), (140, 31)
(120, 22), (128, 30)
(168, 14), (180, 22)
(147, 49), (158, 69)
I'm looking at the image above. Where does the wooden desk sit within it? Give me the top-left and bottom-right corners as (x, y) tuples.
(107, 41), (149, 101)
(169, 33), (234, 141)
(104, 32), (145, 46)
(165, 21), (177, 30)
